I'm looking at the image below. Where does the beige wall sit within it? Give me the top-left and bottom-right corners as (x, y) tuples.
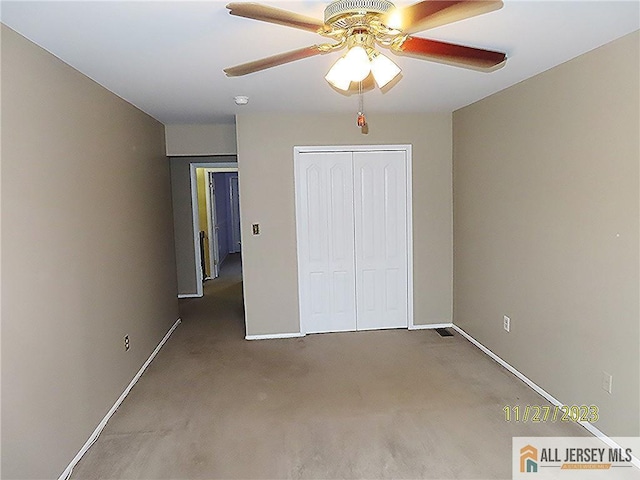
(453, 31), (639, 436)
(165, 124), (237, 156)
(236, 113), (453, 336)
(169, 156), (237, 296)
(1, 25), (179, 478)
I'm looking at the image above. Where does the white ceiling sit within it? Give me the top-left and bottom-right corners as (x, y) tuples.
(1, 1), (638, 124)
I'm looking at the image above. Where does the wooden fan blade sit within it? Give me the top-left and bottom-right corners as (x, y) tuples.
(226, 3), (326, 33)
(224, 45), (325, 77)
(394, 36), (506, 70)
(383, 0), (503, 34)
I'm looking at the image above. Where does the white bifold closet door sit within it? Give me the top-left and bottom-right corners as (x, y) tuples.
(296, 151), (357, 333)
(296, 149), (408, 334)
(353, 150), (408, 330)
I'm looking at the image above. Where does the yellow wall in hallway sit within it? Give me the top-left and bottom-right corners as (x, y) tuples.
(196, 168), (211, 277)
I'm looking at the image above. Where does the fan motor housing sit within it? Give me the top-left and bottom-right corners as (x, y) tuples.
(324, 0), (395, 26)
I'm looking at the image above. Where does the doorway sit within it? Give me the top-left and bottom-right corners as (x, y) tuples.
(203, 171), (241, 279)
(190, 163), (240, 295)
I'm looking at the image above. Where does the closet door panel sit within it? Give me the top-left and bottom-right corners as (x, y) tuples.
(354, 151), (408, 330)
(296, 152), (356, 333)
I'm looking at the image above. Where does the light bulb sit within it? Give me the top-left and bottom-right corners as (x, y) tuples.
(370, 52), (401, 88)
(344, 45), (371, 82)
(385, 10), (403, 31)
(325, 57), (351, 91)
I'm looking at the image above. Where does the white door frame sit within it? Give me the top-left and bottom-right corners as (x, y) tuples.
(293, 144), (414, 333)
(205, 171), (220, 279)
(189, 162), (238, 297)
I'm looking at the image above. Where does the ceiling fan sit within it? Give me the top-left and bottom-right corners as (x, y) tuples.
(223, 0), (507, 91)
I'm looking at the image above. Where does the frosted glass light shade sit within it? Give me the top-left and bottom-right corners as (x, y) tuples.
(370, 52), (401, 88)
(325, 46), (400, 91)
(344, 46), (371, 82)
(325, 57), (352, 91)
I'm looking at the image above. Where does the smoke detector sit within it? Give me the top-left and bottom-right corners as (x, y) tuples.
(234, 95), (249, 105)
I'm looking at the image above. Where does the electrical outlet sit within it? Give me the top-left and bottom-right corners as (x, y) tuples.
(252, 223), (260, 235)
(124, 335), (130, 351)
(602, 371), (612, 394)
(503, 315), (510, 332)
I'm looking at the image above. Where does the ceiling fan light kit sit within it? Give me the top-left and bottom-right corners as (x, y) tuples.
(324, 29), (402, 90)
(325, 49), (400, 90)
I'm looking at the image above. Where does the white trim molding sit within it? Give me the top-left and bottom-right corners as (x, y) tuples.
(58, 318), (182, 480)
(451, 324), (640, 469)
(245, 332), (304, 341)
(452, 325), (562, 404)
(409, 322), (453, 330)
(178, 293), (201, 299)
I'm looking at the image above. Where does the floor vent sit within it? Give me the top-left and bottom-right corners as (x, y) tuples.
(435, 328), (454, 337)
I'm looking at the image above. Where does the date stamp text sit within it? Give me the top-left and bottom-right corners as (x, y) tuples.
(503, 404), (599, 423)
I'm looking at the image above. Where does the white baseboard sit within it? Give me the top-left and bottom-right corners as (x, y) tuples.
(451, 324), (640, 469)
(247, 324), (454, 338)
(409, 322), (453, 330)
(58, 318), (182, 480)
(245, 332), (304, 340)
(451, 324), (562, 406)
(178, 293), (201, 298)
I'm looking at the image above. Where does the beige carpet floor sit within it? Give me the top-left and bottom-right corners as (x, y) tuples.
(71, 253), (588, 479)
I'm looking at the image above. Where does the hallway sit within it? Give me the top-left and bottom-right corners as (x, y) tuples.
(70, 253), (588, 479)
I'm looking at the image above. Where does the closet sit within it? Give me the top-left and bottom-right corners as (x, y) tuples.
(295, 146), (411, 334)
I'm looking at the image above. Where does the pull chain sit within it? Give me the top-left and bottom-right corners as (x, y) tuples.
(357, 81), (367, 128)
